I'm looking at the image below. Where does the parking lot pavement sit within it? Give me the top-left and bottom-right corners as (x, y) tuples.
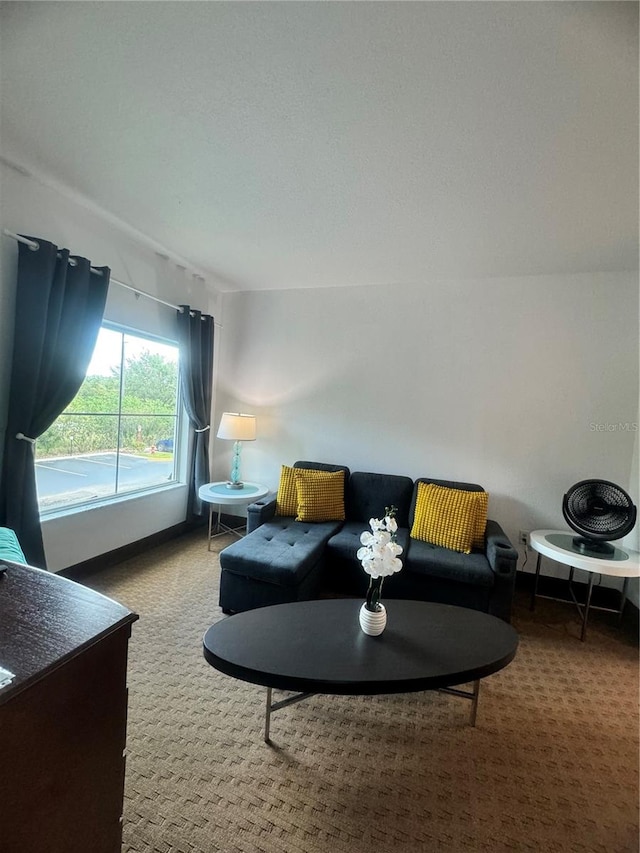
(36, 452), (174, 502)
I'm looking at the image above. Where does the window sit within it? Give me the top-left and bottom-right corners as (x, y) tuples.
(36, 324), (181, 513)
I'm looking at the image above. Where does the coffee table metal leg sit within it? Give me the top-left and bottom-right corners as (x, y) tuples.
(265, 679), (484, 742)
(264, 687), (316, 743)
(438, 679), (481, 726)
(470, 679), (480, 726)
(265, 687), (273, 742)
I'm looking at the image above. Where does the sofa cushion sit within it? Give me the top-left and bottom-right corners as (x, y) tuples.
(405, 537), (495, 588)
(220, 518), (343, 587)
(327, 520), (410, 565)
(345, 471), (414, 527)
(275, 465), (299, 517)
(294, 468), (346, 522)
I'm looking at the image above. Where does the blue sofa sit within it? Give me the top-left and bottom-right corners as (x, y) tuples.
(218, 461), (518, 621)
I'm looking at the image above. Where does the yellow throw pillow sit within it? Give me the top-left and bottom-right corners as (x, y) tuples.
(294, 468), (346, 523)
(411, 483), (488, 554)
(275, 465), (299, 517)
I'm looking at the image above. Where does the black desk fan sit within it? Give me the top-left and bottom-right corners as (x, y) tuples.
(562, 479), (637, 556)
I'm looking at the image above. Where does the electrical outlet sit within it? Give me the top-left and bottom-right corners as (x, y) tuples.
(518, 530), (529, 549)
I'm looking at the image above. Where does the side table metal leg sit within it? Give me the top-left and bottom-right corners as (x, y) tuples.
(619, 576), (630, 625)
(531, 554), (542, 611)
(207, 507), (214, 551)
(581, 572), (595, 642)
(567, 565), (575, 604)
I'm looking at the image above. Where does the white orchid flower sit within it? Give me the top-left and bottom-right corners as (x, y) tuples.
(358, 509), (403, 580)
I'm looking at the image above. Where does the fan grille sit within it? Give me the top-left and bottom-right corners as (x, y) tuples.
(563, 480), (636, 541)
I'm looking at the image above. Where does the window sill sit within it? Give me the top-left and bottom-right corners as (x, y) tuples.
(40, 482), (187, 523)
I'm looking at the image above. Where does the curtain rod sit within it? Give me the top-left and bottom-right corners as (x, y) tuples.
(3, 229), (219, 323)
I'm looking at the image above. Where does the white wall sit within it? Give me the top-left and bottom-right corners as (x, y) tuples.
(214, 274), (639, 585)
(0, 162), (220, 570)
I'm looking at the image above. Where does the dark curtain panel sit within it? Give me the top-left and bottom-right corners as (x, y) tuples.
(0, 237), (110, 567)
(177, 306), (214, 520)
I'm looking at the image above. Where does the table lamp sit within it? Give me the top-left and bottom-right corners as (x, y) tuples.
(216, 412), (257, 489)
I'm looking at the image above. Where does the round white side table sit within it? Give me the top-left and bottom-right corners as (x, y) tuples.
(529, 529), (640, 641)
(198, 481), (269, 550)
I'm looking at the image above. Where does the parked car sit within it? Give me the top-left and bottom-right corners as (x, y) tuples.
(155, 438), (174, 452)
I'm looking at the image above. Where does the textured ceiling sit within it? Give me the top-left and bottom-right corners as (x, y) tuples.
(1, 1), (637, 292)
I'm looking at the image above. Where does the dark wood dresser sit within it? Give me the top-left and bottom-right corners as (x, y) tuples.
(0, 560), (138, 853)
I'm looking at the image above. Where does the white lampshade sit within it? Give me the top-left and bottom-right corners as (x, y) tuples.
(216, 412), (257, 442)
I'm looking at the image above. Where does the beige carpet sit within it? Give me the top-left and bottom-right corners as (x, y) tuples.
(83, 529), (639, 853)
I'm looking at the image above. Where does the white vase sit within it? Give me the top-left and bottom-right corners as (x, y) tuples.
(359, 602), (387, 636)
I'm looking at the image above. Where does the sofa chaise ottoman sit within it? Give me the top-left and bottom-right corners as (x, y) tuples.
(218, 462), (349, 614)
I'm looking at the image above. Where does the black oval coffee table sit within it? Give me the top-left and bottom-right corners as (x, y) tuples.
(203, 599), (518, 742)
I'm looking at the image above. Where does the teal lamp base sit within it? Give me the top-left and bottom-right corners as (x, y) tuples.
(226, 440), (244, 489)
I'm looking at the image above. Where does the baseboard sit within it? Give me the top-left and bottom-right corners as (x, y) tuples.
(58, 509), (246, 582)
(59, 520), (205, 581)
